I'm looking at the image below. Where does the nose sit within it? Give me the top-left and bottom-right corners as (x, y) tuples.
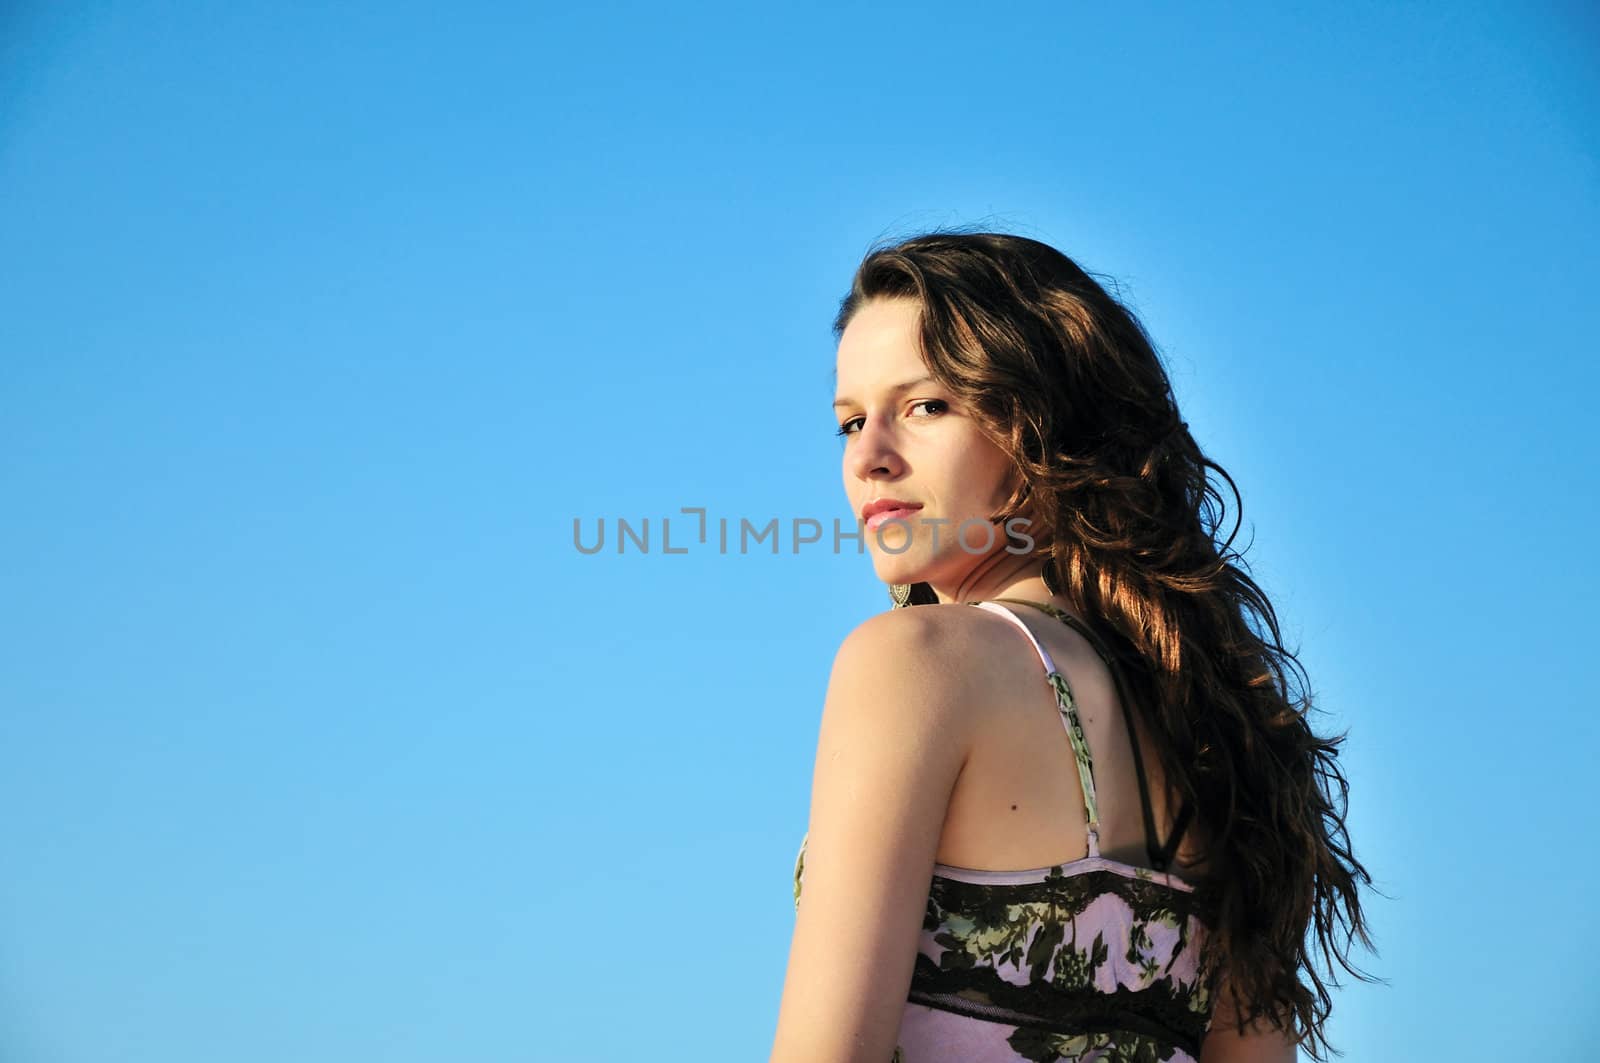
(847, 413), (906, 483)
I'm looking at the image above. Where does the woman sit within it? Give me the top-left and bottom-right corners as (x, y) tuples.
(770, 231), (1374, 1063)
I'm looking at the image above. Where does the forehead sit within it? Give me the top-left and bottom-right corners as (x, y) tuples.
(834, 298), (927, 395)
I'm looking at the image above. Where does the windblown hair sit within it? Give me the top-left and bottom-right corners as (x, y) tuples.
(832, 227), (1376, 1060)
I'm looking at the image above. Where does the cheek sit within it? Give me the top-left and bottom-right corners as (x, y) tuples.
(841, 466), (868, 508)
(956, 443), (1015, 499)
(990, 455), (1022, 500)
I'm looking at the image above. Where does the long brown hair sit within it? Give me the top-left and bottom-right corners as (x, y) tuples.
(832, 227), (1376, 1059)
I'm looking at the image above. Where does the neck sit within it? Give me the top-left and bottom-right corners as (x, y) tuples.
(931, 549), (1057, 608)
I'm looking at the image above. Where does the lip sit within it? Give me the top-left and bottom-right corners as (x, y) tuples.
(861, 498), (923, 529)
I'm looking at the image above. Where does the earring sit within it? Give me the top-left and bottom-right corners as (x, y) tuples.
(888, 582), (914, 609)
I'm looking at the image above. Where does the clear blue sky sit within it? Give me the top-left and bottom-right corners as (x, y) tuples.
(2, 2), (1595, 1060)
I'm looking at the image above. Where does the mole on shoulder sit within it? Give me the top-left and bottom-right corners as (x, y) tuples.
(1011, 804), (1018, 810)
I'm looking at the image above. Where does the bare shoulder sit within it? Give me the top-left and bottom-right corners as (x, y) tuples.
(824, 603), (1040, 750)
(777, 604), (1017, 1061)
(831, 602), (1021, 696)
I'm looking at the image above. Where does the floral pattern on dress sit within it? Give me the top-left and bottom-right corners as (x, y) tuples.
(788, 599), (1218, 1061)
(794, 833), (1216, 1062)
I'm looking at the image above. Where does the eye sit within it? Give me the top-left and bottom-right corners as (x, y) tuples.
(835, 399), (948, 439)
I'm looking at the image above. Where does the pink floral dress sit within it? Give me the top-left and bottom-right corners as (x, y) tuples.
(792, 599), (1218, 1062)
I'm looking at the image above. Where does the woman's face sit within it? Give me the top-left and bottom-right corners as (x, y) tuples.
(833, 297), (1021, 592)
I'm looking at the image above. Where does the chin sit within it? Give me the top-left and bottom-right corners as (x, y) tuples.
(871, 561), (931, 586)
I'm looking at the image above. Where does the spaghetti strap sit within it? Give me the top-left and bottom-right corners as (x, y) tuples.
(984, 598), (1193, 872)
(971, 600), (1101, 860)
(971, 599), (1060, 674)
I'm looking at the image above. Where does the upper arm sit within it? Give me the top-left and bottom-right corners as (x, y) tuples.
(769, 610), (974, 1063)
(1199, 972), (1300, 1063)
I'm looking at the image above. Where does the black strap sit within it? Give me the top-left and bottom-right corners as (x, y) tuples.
(987, 599), (1191, 872)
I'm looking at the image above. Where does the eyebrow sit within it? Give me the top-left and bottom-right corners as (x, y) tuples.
(832, 376), (938, 409)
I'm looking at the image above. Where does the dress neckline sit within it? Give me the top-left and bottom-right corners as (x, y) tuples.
(931, 852), (1198, 891)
